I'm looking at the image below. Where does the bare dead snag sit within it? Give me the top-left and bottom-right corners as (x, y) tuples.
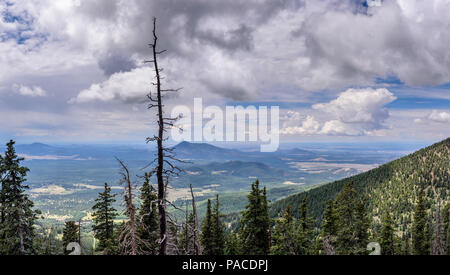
(146, 17), (185, 255)
(116, 158), (151, 255)
(78, 219), (82, 254)
(184, 198), (190, 254)
(323, 236), (336, 255)
(190, 184), (201, 255)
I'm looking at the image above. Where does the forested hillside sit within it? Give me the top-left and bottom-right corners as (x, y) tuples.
(271, 138), (450, 240)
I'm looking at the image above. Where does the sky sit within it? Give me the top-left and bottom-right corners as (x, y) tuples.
(0, 0), (449, 145)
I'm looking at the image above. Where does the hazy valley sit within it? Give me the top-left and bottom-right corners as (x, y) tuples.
(3, 141), (426, 226)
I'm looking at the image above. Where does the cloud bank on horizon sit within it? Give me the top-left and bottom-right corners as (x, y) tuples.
(0, 0), (449, 143)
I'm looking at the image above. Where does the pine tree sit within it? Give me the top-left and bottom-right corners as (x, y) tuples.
(331, 181), (370, 255)
(425, 215), (433, 255)
(271, 206), (296, 255)
(393, 235), (403, 255)
(225, 231), (242, 255)
(380, 210), (395, 255)
(240, 180), (270, 255)
(335, 181), (358, 255)
(354, 197), (370, 254)
(320, 200), (338, 255)
(201, 199), (214, 255)
(262, 185), (270, 253)
(310, 234), (322, 255)
(137, 173), (159, 255)
(296, 198), (314, 255)
(402, 235), (411, 255)
(92, 182), (118, 254)
(212, 195), (225, 255)
(0, 140), (38, 255)
(412, 188), (429, 255)
(433, 201), (442, 255)
(322, 200), (338, 236)
(62, 221), (79, 255)
(34, 226), (63, 255)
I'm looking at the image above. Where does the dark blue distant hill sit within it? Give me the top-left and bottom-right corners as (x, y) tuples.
(15, 143), (62, 156)
(173, 141), (244, 160)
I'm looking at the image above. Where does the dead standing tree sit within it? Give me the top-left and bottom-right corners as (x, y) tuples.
(117, 158), (150, 255)
(190, 184), (201, 255)
(117, 158), (138, 255)
(146, 17), (184, 255)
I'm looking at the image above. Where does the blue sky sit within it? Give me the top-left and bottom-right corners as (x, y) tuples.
(0, 0), (449, 145)
(387, 98), (450, 110)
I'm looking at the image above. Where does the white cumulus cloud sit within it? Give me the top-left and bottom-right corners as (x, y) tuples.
(281, 115), (321, 135)
(428, 110), (450, 123)
(282, 88), (397, 136)
(12, 84), (47, 97)
(319, 120), (365, 136)
(70, 67), (152, 104)
(313, 88), (397, 129)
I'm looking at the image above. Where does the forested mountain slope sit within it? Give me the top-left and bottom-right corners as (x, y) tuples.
(270, 138), (450, 237)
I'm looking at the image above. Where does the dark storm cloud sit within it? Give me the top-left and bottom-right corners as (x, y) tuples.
(77, 0), (119, 20)
(78, 0), (305, 75)
(83, 0), (443, 98)
(197, 24), (254, 52)
(98, 50), (136, 76)
(201, 78), (251, 101)
(139, 0), (304, 52)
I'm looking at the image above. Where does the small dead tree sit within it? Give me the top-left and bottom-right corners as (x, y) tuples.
(323, 236), (336, 255)
(117, 158), (149, 255)
(146, 17), (184, 255)
(190, 184), (201, 255)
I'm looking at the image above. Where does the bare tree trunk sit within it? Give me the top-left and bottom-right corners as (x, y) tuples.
(268, 225), (272, 251)
(184, 199), (190, 254)
(128, 178), (137, 255)
(78, 219), (82, 244)
(190, 184), (201, 255)
(147, 17), (184, 255)
(148, 17), (168, 256)
(117, 158), (138, 255)
(324, 237), (336, 255)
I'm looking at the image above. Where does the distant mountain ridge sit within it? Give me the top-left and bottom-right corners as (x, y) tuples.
(271, 138), (450, 236)
(8, 141), (313, 160)
(16, 143), (62, 156)
(173, 141), (243, 160)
